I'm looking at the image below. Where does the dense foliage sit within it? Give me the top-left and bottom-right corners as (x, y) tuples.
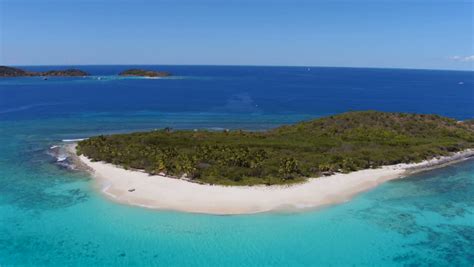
(77, 111), (474, 185)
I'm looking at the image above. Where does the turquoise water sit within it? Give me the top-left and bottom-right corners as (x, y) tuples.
(1, 66), (473, 266)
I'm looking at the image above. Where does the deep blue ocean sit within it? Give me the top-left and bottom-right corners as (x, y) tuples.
(0, 66), (473, 266)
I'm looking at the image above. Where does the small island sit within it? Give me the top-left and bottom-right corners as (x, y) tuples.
(40, 69), (89, 76)
(0, 66), (89, 77)
(77, 111), (474, 185)
(72, 111), (474, 214)
(0, 66), (30, 77)
(118, 68), (172, 77)
(0, 66), (173, 78)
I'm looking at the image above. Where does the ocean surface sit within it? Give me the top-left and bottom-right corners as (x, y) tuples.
(0, 65), (473, 266)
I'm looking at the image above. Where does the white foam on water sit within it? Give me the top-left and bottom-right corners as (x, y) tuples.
(62, 138), (86, 142)
(56, 155), (68, 162)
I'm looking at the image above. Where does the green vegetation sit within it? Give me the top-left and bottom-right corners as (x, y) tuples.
(118, 69), (172, 77)
(76, 111), (474, 185)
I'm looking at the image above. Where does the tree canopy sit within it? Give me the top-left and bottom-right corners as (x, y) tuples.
(77, 111), (474, 185)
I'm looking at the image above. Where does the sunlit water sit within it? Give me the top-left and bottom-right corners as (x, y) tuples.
(1, 66), (473, 266)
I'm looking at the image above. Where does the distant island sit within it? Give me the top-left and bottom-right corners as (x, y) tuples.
(76, 111), (474, 186)
(0, 66), (89, 77)
(0, 66), (173, 78)
(119, 69), (172, 77)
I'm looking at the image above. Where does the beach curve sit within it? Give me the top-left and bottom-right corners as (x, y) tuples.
(69, 145), (474, 215)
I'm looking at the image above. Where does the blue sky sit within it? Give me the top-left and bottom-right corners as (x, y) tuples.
(1, 0), (473, 70)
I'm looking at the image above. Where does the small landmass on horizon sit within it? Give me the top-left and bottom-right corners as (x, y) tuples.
(119, 69), (172, 77)
(0, 66), (89, 77)
(0, 66), (173, 78)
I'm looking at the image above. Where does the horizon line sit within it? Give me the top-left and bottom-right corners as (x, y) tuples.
(2, 63), (473, 73)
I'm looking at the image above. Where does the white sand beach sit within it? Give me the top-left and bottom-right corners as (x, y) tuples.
(71, 146), (474, 215)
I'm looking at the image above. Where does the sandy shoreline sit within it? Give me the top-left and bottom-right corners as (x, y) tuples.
(68, 145), (474, 215)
